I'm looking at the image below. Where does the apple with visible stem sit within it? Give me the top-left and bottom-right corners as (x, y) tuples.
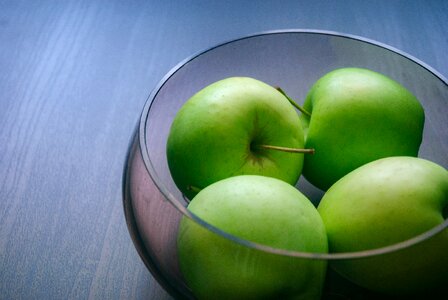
(317, 156), (448, 294)
(177, 175), (328, 300)
(166, 77), (313, 199)
(297, 67), (425, 191)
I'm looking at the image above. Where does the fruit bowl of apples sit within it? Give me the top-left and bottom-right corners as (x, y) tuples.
(123, 30), (448, 299)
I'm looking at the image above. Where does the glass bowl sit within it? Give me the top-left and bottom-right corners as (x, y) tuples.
(123, 30), (448, 299)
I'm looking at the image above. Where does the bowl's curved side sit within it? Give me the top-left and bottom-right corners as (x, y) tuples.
(125, 29), (448, 298)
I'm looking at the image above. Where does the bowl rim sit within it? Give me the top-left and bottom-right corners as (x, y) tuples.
(138, 29), (448, 260)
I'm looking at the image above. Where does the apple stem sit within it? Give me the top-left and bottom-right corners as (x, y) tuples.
(187, 185), (202, 194)
(275, 87), (312, 118)
(255, 144), (315, 154)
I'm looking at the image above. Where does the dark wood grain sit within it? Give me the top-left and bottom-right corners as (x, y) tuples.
(0, 1), (446, 299)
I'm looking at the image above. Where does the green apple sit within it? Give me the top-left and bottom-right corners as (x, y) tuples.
(177, 175), (328, 299)
(300, 68), (425, 190)
(167, 77), (309, 199)
(317, 156), (448, 294)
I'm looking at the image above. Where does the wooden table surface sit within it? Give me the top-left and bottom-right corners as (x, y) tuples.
(1, 1), (447, 299)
